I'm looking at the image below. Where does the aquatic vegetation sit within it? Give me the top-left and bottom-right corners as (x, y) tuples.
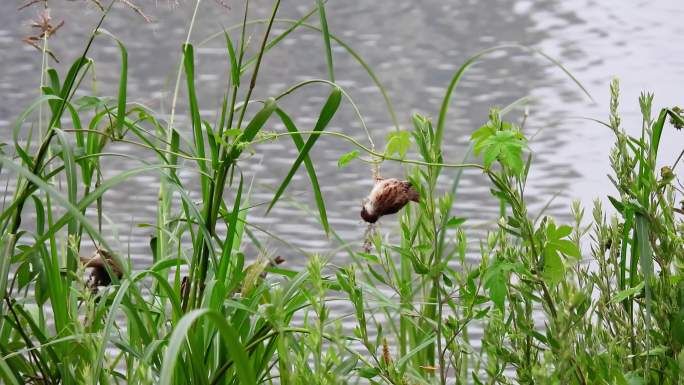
(0, 1), (682, 384)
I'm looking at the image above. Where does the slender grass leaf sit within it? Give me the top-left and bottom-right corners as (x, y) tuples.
(316, 0), (335, 82)
(227, 98), (277, 162)
(275, 108), (329, 234)
(635, 214), (653, 329)
(223, 30), (240, 87)
(160, 309), (255, 385)
(610, 282), (645, 304)
(267, 88), (341, 214)
(92, 279), (131, 385)
(218, 174), (243, 283)
(97, 30), (127, 138)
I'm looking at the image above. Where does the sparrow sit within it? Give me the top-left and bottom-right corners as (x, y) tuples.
(80, 248), (123, 291)
(360, 178), (420, 223)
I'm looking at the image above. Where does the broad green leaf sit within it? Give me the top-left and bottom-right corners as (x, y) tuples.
(550, 239), (581, 259)
(552, 224), (573, 239)
(482, 144), (500, 168)
(471, 123), (495, 155)
(486, 271), (506, 313)
(543, 248), (564, 285)
(483, 260), (514, 313)
(480, 130), (527, 174)
(499, 143), (523, 175)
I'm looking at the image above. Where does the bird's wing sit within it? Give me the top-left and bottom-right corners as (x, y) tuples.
(373, 179), (414, 215)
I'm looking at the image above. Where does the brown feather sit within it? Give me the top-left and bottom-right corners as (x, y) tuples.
(80, 249), (122, 290)
(361, 178), (419, 222)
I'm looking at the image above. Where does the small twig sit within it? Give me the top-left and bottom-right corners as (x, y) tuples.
(18, 0), (45, 11)
(118, 0), (152, 23)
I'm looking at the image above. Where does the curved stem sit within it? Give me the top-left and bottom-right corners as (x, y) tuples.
(245, 130), (485, 171)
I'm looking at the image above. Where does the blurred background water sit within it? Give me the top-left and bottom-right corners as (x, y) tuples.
(1, 0), (683, 270)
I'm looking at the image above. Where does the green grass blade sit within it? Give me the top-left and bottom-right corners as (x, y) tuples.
(267, 87), (341, 214)
(651, 108), (667, 160)
(223, 31), (240, 88)
(160, 309), (255, 385)
(54, 129), (79, 272)
(92, 279), (131, 385)
(0, 156), (114, 253)
(226, 98), (277, 162)
(12, 94), (62, 167)
(0, 353), (20, 385)
(0, 234), (15, 322)
(182, 43), (209, 196)
(316, 0), (335, 82)
(96, 29), (127, 138)
(217, 174), (243, 283)
(275, 108), (329, 235)
(635, 214), (653, 329)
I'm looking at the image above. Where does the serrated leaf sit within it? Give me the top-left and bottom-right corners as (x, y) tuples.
(499, 143), (523, 174)
(471, 122), (496, 155)
(479, 130), (527, 174)
(483, 144), (500, 168)
(385, 130), (411, 158)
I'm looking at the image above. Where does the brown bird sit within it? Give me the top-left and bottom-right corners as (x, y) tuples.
(79, 248), (123, 291)
(360, 178), (420, 223)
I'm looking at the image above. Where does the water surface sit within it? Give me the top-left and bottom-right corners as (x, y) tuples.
(1, 0), (682, 267)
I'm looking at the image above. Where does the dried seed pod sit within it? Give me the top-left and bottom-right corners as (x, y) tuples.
(360, 178), (419, 223)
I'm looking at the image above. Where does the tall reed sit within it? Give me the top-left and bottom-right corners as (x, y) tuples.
(0, 1), (682, 384)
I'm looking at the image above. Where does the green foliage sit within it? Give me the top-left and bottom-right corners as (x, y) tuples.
(337, 150), (359, 168)
(0, 2), (682, 385)
(384, 130), (411, 159)
(472, 108), (527, 174)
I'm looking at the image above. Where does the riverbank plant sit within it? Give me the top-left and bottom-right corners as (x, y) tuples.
(0, 1), (682, 384)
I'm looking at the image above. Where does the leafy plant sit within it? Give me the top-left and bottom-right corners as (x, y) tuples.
(0, 1), (682, 385)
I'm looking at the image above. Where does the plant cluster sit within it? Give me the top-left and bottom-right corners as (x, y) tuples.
(0, 1), (682, 384)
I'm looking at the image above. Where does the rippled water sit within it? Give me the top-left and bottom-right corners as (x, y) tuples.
(1, 0), (683, 269)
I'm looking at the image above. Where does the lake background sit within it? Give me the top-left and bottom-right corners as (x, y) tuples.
(1, 0), (683, 268)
